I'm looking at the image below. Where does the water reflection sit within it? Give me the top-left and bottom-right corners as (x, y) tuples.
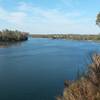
(0, 42), (23, 48)
(0, 38), (100, 100)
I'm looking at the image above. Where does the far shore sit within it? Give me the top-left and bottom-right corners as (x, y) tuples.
(31, 34), (100, 41)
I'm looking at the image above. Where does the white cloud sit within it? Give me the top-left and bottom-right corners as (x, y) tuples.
(7, 12), (27, 24)
(0, 2), (99, 34)
(0, 7), (7, 20)
(0, 6), (27, 25)
(18, 2), (33, 11)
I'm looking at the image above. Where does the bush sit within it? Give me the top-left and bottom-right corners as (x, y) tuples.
(0, 29), (28, 42)
(56, 54), (100, 100)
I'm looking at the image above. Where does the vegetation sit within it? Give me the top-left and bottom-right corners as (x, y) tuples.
(0, 29), (28, 42)
(56, 54), (100, 100)
(31, 34), (100, 41)
(96, 12), (100, 27)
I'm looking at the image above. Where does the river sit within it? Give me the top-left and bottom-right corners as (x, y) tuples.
(0, 38), (100, 100)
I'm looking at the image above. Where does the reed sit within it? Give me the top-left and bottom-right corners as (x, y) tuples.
(56, 54), (100, 100)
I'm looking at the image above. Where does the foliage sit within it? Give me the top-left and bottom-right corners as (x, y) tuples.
(56, 54), (100, 100)
(0, 29), (28, 42)
(96, 12), (100, 27)
(32, 34), (100, 41)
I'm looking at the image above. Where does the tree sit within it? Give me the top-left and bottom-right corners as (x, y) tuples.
(96, 12), (100, 27)
(0, 29), (28, 41)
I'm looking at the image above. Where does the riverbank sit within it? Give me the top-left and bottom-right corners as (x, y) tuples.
(31, 34), (100, 41)
(56, 54), (100, 100)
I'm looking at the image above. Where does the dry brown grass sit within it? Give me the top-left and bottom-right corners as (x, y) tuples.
(56, 54), (100, 100)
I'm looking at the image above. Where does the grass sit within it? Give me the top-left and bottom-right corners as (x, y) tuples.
(56, 54), (100, 100)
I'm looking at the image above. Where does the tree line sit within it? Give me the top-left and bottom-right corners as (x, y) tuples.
(31, 34), (100, 40)
(0, 29), (28, 42)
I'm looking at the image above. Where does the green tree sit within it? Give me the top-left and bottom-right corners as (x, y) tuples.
(96, 12), (100, 27)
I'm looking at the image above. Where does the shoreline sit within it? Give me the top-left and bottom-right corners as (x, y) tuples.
(56, 54), (100, 100)
(31, 34), (100, 42)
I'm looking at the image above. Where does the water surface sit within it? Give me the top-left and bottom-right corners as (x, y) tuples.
(0, 38), (100, 100)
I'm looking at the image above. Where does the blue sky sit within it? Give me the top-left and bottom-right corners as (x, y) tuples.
(0, 0), (100, 34)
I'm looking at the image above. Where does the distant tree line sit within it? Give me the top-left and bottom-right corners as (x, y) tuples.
(0, 29), (28, 42)
(31, 34), (100, 41)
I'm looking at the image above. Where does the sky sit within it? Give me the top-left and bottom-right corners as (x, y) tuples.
(0, 0), (100, 34)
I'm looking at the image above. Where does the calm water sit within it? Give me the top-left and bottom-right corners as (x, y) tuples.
(0, 38), (100, 100)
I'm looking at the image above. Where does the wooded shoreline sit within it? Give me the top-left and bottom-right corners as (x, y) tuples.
(31, 34), (100, 41)
(0, 29), (28, 42)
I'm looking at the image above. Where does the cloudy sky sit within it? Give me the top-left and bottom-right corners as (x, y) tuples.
(0, 0), (100, 34)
